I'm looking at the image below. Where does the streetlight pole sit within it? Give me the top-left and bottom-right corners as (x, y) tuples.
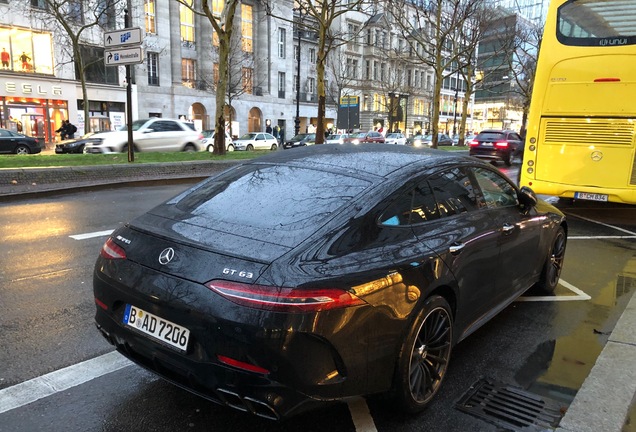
(294, 9), (302, 137)
(452, 69), (460, 137)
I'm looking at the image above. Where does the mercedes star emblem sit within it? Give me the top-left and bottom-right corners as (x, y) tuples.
(591, 151), (603, 162)
(158, 247), (175, 265)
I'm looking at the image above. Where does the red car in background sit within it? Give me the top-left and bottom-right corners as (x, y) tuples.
(343, 131), (385, 144)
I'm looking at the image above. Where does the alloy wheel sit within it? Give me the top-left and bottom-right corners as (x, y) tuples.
(408, 306), (452, 403)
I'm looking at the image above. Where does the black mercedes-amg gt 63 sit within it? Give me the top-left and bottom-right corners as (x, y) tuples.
(93, 144), (567, 420)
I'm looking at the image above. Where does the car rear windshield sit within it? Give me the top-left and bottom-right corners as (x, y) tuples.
(477, 132), (506, 141)
(166, 164), (371, 244)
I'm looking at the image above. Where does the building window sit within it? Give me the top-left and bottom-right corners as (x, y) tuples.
(373, 61), (378, 80)
(380, 63), (386, 81)
(309, 48), (316, 64)
(212, 0), (223, 15)
(182, 58), (196, 86)
(0, 28), (54, 74)
(278, 28), (286, 58)
(278, 71), (285, 97)
(180, 0), (195, 46)
(96, 0), (116, 29)
(147, 52), (159, 85)
(242, 67), (253, 94)
(307, 77), (315, 94)
(347, 23), (359, 50)
(77, 44), (118, 84)
(31, 0), (47, 9)
(145, 0), (156, 34)
(241, 4), (253, 53)
(68, 0), (84, 24)
(294, 44), (299, 60)
(365, 60), (370, 80)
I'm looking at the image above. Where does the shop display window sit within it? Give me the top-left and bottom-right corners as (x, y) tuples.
(0, 27), (54, 75)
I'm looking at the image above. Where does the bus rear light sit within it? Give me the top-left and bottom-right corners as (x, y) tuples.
(594, 77), (620, 82)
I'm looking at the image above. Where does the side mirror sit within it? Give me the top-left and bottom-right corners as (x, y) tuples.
(142, 128), (154, 134)
(518, 186), (538, 208)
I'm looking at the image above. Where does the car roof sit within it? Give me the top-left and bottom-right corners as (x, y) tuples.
(249, 143), (467, 178)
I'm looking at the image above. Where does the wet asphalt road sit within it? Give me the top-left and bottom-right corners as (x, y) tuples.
(1, 166), (635, 432)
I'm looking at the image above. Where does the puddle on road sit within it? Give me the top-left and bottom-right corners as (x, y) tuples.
(515, 244), (636, 406)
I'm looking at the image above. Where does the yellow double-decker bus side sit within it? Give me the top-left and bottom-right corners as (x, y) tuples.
(520, 0), (636, 204)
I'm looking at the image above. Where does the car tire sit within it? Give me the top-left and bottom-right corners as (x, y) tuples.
(15, 145), (31, 155)
(246, 144), (254, 151)
(535, 226), (566, 294)
(206, 144), (213, 152)
(504, 151), (513, 166)
(270, 143), (277, 151)
(227, 144), (234, 152)
(183, 143), (197, 152)
(76, 145), (85, 154)
(394, 295), (453, 413)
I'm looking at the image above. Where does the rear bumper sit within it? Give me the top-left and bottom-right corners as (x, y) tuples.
(469, 148), (510, 161)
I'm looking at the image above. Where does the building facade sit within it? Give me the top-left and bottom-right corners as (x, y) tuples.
(0, 0), (475, 146)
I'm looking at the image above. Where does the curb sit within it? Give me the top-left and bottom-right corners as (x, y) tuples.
(556, 290), (636, 432)
(0, 160), (241, 199)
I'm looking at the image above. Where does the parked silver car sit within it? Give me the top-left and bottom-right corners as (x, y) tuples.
(233, 132), (279, 151)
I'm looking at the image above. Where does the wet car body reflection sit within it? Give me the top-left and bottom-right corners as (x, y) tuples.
(93, 144), (567, 420)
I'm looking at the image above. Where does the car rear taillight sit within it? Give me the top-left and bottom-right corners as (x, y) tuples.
(205, 280), (366, 312)
(217, 355), (270, 374)
(100, 238), (126, 259)
(469, 140), (479, 147)
(495, 141), (509, 148)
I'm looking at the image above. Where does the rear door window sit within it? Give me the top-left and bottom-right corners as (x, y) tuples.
(429, 167), (482, 215)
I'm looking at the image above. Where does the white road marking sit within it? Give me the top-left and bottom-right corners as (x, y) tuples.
(517, 279), (591, 302)
(0, 351), (132, 414)
(567, 213), (636, 236)
(568, 236), (636, 240)
(347, 397), (378, 432)
(69, 230), (114, 240)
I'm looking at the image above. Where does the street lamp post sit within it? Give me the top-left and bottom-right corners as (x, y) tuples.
(452, 69), (460, 136)
(294, 9), (302, 137)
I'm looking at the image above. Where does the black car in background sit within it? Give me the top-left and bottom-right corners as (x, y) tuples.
(469, 129), (524, 166)
(283, 133), (316, 149)
(93, 145), (567, 420)
(55, 135), (106, 154)
(0, 128), (42, 154)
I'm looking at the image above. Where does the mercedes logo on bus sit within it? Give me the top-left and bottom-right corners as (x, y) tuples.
(158, 247), (175, 265)
(590, 151), (603, 162)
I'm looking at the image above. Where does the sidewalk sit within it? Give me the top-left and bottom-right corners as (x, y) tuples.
(1, 160), (635, 431)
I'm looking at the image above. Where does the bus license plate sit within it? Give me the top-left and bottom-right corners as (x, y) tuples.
(123, 304), (190, 351)
(574, 192), (608, 202)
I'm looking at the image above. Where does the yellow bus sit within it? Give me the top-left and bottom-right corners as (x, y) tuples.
(520, 0), (636, 204)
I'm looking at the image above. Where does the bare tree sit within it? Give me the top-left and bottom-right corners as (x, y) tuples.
(28, 0), (124, 135)
(176, 0), (241, 155)
(388, 0), (482, 147)
(263, 0), (371, 144)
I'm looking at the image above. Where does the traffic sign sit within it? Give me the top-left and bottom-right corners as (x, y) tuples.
(104, 47), (144, 67)
(104, 27), (143, 48)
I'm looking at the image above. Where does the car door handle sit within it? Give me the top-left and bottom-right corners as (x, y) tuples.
(502, 223), (515, 235)
(449, 243), (465, 255)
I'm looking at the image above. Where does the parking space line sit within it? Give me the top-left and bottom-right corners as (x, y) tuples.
(517, 279), (591, 302)
(346, 397), (378, 432)
(568, 236), (636, 240)
(567, 213), (636, 236)
(0, 351), (132, 414)
(69, 230), (114, 240)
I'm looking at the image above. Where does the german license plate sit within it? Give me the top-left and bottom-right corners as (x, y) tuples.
(482, 142), (493, 147)
(123, 304), (190, 351)
(574, 192), (608, 202)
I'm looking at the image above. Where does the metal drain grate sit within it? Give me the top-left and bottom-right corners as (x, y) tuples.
(456, 378), (565, 431)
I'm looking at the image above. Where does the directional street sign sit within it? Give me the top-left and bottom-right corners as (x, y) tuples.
(104, 27), (142, 48)
(104, 46), (144, 67)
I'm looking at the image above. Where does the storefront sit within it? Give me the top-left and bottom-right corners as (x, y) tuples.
(0, 78), (76, 146)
